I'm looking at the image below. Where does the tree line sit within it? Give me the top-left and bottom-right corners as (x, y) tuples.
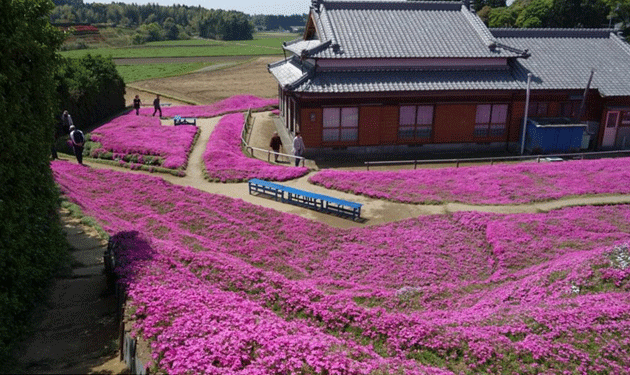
(470, 0), (629, 36)
(51, 0), (307, 42)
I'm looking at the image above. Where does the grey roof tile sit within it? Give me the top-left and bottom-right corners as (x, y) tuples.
(309, 0), (523, 59)
(268, 57), (311, 88)
(493, 29), (630, 97)
(290, 68), (521, 93)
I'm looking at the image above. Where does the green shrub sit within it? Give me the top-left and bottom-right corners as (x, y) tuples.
(0, 0), (69, 368)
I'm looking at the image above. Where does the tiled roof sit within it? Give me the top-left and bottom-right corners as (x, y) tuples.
(283, 39), (329, 56)
(268, 57), (313, 89)
(306, 0), (524, 59)
(493, 29), (630, 97)
(269, 57), (522, 93)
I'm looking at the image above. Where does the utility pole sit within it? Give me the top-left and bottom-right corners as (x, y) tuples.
(520, 73), (532, 155)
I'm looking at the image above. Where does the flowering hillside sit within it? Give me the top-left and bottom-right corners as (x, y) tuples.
(138, 95), (277, 117)
(203, 113), (309, 182)
(310, 157), (630, 205)
(52, 160), (630, 375)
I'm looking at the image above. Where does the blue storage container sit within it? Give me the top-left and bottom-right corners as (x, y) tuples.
(524, 118), (588, 153)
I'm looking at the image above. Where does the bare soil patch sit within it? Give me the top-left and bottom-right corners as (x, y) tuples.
(128, 56), (280, 105)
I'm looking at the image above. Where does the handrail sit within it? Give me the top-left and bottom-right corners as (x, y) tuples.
(239, 109), (307, 167)
(246, 145), (306, 167)
(364, 150), (630, 170)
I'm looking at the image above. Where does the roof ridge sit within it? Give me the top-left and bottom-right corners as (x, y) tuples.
(610, 32), (630, 57)
(316, 3), (343, 54)
(461, 4), (496, 48)
(491, 28), (615, 38)
(316, 0), (463, 11)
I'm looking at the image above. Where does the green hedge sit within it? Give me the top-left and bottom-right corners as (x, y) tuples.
(0, 0), (71, 368)
(55, 54), (126, 131)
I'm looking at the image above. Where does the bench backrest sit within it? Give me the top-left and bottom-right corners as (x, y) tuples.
(249, 179), (362, 209)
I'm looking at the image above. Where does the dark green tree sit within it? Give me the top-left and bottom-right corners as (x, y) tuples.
(0, 0), (68, 366)
(549, 0), (609, 27)
(55, 54), (126, 128)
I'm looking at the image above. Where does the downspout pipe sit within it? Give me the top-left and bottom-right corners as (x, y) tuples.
(575, 68), (595, 123)
(520, 73), (532, 155)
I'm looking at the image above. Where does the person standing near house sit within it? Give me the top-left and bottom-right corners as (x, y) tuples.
(269, 131), (283, 162)
(152, 94), (162, 117)
(69, 125), (85, 165)
(292, 132), (305, 167)
(133, 95), (142, 115)
(61, 110), (73, 135)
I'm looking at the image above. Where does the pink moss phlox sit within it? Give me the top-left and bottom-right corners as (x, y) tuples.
(91, 113), (197, 169)
(309, 158), (630, 204)
(51, 161), (630, 374)
(137, 95), (278, 118)
(203, 112), (308, 182)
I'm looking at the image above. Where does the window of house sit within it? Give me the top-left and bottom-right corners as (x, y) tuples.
(323, 107), (358, 142)
(560, 101), (581, 118)
(621, 111), (630, 127)
(475, 104), (508, 137)
(528, 102), (550, 117)
(399, 105), (434, 139)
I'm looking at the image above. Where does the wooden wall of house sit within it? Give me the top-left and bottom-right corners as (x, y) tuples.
(358, 106), (382, 145)
(300, 107), (322, 147)
(294, 90), (611, 148)
(380, 106), (399, 144)
(433, 104), (477, 143)
(509, 100), (525, 142)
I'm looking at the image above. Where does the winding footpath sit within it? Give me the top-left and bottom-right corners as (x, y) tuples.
(67, 114), (630, 229)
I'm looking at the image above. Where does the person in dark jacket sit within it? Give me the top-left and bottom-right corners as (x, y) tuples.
(133, 95), (142, 115)
(152, 94), (162, 117)
(269, 132), (283, 162)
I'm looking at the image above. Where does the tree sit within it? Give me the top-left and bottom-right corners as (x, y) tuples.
(515, 0), (552, 27)
(472, 0), (507, 11)
(548, 0), (609, 28)
(487, 6), (520, 27)
(0, 0), (67, 366)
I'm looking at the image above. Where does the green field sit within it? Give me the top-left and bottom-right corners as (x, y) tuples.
(60, 33), (300, 59)
(117, 62), (217, 83)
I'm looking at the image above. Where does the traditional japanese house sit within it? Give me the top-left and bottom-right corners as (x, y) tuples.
(268, 0), (630, 154)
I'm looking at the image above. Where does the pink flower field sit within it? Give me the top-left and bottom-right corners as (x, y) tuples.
(138, 95), (277, 118)
(90, 114), (198, 171)
(88, 96), (278, 174)
(52, 160), (630, 375)
(310, 157), (630, 205)
(203, 112), (309, 182)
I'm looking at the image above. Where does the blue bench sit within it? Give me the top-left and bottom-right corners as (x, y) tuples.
(248, 179), (362, 221)
(173, 115), (196, 126)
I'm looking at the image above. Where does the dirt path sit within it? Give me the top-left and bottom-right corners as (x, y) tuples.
(13, 209), (127, 374)
(64, 113), (630, 229)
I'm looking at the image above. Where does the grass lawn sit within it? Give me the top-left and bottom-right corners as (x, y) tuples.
(60, 34), (300, 59)
(117, 62), (215, 83)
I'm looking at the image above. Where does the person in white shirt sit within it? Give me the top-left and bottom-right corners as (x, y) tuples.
(69, 125), (85, 165)
(292, 132), (305, 167)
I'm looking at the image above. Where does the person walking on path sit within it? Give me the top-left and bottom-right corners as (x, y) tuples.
(69, 125), (85, 165)
(133, 95), (142, 115)
(152, 94), (162, 117)
(292, 132), (305, 167)
(61, 110), (73, 135)
(269, 132), (283, 162)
